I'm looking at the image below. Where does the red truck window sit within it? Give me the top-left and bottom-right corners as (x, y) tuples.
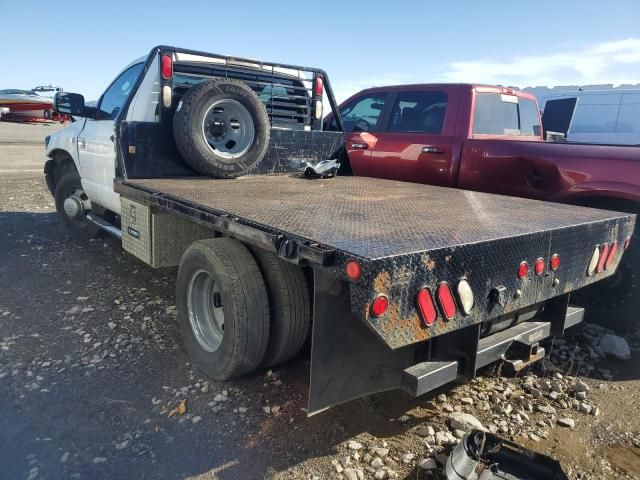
(473, 93), (540, 136)
(387, 91), (447, 134)
(332, 93), (389, 132)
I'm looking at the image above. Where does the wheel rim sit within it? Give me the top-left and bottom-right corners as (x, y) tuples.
(62, 185), (91, 226)
(187, 269), (225, 352)
(202, 99), (255, 159)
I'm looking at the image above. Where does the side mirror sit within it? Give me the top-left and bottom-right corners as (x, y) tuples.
(54, 92), (86, 116)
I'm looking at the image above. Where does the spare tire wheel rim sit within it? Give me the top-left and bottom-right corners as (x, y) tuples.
(202, 99), (255, 160)
(187, 269), (225, 352)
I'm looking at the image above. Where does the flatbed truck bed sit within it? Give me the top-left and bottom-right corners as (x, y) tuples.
(115, 174), (635, 413)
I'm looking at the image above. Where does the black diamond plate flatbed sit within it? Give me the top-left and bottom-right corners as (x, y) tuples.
(116, 175), (635, 349)
(117, 175), (631, 259)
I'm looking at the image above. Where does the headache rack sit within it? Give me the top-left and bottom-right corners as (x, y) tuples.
(168, 48), (331, 129)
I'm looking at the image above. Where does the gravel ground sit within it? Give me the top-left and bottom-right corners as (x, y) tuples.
(1, 121), (639, 480)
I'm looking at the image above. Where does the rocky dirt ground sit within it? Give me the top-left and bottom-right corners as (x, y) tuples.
(1, 121), (639, 480)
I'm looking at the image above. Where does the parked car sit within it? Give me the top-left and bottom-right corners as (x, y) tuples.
(326, 83), (640, 329)
(45, 47), (635, 413)
(539, 89), (640, 145)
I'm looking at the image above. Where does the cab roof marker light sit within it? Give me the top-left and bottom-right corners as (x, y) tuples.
(587, 246), (599, 276)
(456, 279), (474, 315)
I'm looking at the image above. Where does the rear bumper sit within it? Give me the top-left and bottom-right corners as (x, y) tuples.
(401, 306), (583, 397)
(309, 269), (583, 415)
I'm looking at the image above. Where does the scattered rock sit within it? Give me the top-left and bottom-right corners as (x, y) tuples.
(60, 452), (69, 463)
(419, 457), (438, 470)
(599, 334), (631, 360)
(374, 470), (387, 480)
(557, 418), (575, 428)
(348, 440), (363, 451)
(401, 452), (414, 464)
(192, 416), (202, 424)
(93, 457), (107, 464)
(415, 425), (435, 437)
(448, 412), (484, 432)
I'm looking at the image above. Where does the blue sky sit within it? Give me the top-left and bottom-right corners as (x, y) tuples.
(2, 0), (639, 101)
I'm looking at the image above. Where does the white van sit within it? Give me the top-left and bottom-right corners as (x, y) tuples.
(540, 89), (640, 145)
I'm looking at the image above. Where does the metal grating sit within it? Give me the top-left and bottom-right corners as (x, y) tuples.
(123, 176), (633, 260)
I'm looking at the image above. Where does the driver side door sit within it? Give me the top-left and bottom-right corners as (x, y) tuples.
(78, 63), (144, 214)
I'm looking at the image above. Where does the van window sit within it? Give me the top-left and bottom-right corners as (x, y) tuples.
(542, 98), (577, 135)
(472, 93), (540, 136)
(387, 91), (447, 134)
(570, 104), (619, 134)
(616, 94), (640, 133)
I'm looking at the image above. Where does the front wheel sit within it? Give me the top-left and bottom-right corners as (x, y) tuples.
(176, 238), (270, 380)
(54, 171), (101, 240)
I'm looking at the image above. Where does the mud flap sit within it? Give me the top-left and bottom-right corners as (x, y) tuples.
(308, 269), (415, 415)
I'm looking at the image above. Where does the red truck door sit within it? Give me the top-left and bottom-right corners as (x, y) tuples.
(338, 92), (390, 173)
(366, 88), (459, 186)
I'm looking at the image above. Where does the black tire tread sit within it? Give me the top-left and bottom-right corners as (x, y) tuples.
(173, 78), (270, 178)
(177, 238), (270, 379)
(250, 247), (311, 367)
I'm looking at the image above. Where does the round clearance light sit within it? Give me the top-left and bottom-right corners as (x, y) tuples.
(550, 253), (560, 271)
(534, 258), (545, 275)
(596, 244), (609, 273)
(605, 242), (618, 270)
(371, 295), (389, 318)
(416, 288), (437, 326)
(587, 247), (600, 276)
(456, 279), (475, 315)
(518, 261), (529, 279)
(436, 282), (457, 320)
(345, 260), (361, 281)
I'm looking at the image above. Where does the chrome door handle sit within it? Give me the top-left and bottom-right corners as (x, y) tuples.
(422, 145), (443, 154)
(350, 142), (369, 150)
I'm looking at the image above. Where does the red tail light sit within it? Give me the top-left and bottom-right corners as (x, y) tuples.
(436, 282), (457, 320)
(534, 258), (545, 275)
(550, 253), (560, 271)
(161, 54), (173, 80)
(596, 244), (609, 273)
(604, 242), (618, 270)
(371, 295), (389, 317)
(517, 261), (529, 279)
(345, 260), (361, 281)
(416, 288), (437, 326)
(315, 77), (323, 96)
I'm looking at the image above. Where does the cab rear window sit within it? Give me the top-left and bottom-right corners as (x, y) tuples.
(473, 93), (540, 136)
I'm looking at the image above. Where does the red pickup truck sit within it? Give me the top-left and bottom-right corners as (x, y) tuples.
(326, 84), (640, 329)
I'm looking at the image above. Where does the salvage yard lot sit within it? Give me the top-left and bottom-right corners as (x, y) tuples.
(1, 122), (640, 480)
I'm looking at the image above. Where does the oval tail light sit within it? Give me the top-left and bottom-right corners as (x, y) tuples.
(161, 54), (173, 80)
(345, 260), (361, 281)
(604, 242), (618, 270)
(456, 279), (474, 315)
(550, 253), (560, 271)
(436, 283), (457, 320)
(534, 258), (545, 275)
(596, 244), (609, 273)
(416, 288), (437, 326)
(315, 77), (323, 96)
(587, 246), (600, 276)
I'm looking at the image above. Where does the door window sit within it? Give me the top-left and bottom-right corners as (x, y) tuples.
(387, 91), (447, 133)
(333, 93), (388, 132)
(98, 63), (144, 120)
(473, 93), (541, 136)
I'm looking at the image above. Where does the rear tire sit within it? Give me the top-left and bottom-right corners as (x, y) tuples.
(173, 78), (270, 178)
(250, 247), (311, 367)
(176, 238), (270, 379)
(54, 171), (101, 241)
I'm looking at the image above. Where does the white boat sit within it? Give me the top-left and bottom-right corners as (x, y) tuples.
(0, 88), (55, 119)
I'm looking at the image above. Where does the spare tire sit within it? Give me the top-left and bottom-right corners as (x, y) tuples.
(173, 78), (270, 178)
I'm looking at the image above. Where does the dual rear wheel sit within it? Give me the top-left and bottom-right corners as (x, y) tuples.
(176, 238), (311, 380)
